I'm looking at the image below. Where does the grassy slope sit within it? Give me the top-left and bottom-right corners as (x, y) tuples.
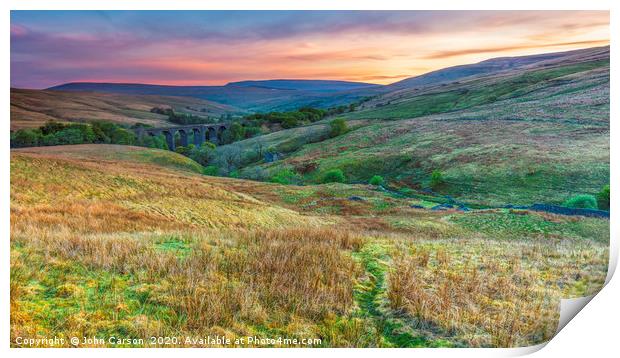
(11, 145), (608, 347)
(231, 56), (609, 207)
(10, 88), (244, 130)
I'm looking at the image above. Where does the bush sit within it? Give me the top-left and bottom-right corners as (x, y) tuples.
(329, 118), (348, 138)
(563, 194), (598, 209)
(596, 185), (610, 210)
(322, 169), (345, 184)
(429, 170), (444, 188)
(369, 175), (384, 186)
(203, 165), (219, 176)
(270, 168), (299, 185)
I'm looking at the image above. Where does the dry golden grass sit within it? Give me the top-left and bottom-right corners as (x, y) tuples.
(11, 148), (321, 232)
(10, 145), (609, 348)
(11, 226), (363, 347)
(386, 237), (608, 347)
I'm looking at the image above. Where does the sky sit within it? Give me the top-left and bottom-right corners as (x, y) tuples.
(10, 10), (609, 89)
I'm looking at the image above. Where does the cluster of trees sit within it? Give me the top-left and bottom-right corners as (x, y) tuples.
(219, 122), (262, 145)
(10, 121), (140, 148)
(244, 107), (328, 129)
(150, 107), (216, 125)
(174, 141), (216, 166)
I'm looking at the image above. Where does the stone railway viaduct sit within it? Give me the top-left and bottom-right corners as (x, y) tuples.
(134, 123), (231, 151)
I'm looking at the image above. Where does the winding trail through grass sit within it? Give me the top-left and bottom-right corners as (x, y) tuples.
(353, 243), (453, 348)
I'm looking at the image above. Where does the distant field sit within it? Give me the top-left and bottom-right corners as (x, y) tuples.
(10, 88), (244, 130)
(10, 145), (608, 347)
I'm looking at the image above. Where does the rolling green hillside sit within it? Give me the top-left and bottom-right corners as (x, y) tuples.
(220, 47), (609, 207)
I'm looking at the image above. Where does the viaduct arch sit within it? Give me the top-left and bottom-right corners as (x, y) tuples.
(134, 123), (231, 151)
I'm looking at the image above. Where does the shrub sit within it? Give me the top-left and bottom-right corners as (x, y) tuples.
(429, 170), (444, 189)
(369, 175), (384, 186)
(329, 118), (348, 138)
(322, 169), (345, 184)
(563, 194), (598, 209)
(596, 185), (610, 211)
(203, 165), (219, 176)
(270, 168), (300, 185)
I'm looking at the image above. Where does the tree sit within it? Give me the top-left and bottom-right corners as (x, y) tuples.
(217, 145), (242, 173)
(596, 185), (610, 210)
(52, 127), (87, 145)
(329, 118), (348, 138)
(11, 129), (41, 147)
(229, 122), (246, 141)
(108, 127), (135, 145)
(91, 121), (117, 142)
(254, 138), (266, 160)
(188, 143), (214, 166)
(40, 120), (66, 135)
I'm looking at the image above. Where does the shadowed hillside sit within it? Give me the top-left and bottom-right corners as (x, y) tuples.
(47, 79), (381, 112)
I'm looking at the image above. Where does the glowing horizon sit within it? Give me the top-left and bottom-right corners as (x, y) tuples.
(10, 10), (609, 89)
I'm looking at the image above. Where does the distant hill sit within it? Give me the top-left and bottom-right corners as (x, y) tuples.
(386, 46), (609, 91)
(227, 79), (378, 92)
(47, 79), (382, 112)
(354, 46), (610, 118)
(10, 88), (243, 130)
(46, 47), (609, 113)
